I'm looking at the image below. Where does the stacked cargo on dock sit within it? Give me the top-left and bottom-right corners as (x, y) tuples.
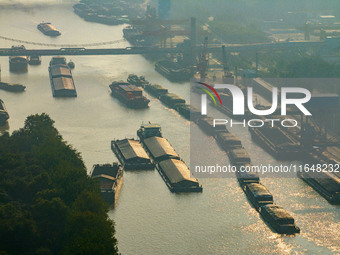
(111, 139), (154, 170)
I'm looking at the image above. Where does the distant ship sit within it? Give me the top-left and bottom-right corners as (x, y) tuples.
(37, 22), (61, 37)
(0, 82), (26, 92)
(48, 57), (77, 97)
(155, 60), (192, 82)
(9, 46), (28, 73)
(0, 99), (9, 126)
(109, 81), (150, 108)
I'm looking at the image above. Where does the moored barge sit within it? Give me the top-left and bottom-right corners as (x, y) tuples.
(109, 81), (150, 108)
(9, 46), (28, 73)
(90, 163), (123, 206)
(111, 139), (154, 170)
(157, 158), (203, 192)
(142, 136), (180, 163)
(48, 57), (77, 97)
(260, 204), (300, 234)
(244, 182), (274, 211)
(37, 22), (61, 36)
(297, 170), (340, 204)
(249, 126), (301, 160)
(155, 60), (192, 82)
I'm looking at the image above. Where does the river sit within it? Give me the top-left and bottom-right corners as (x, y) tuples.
(0, 2), (339, 254)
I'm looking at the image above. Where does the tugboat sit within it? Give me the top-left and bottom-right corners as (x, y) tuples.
(37, 22), (61, 36)
(0, 82), (25, 92)
(90, 163), (123, 206)
(0, 99), (9, 126)
(137, 123), (162, 140)
(109, 81), (150, 108)
(127, 74), (149, 87)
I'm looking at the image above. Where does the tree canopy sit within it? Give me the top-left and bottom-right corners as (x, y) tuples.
(0, 113), (119, 255)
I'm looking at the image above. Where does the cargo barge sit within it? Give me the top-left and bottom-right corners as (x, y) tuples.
(127, 74), (149, 87)
(48, 57), (77, 97)
(159, 93), (185, 109)
(236, 165), (260, 186)
(176, 104), (201, 121)
(156, 159), (203, 193)
(9, 46), (28, 73)
(260, 204), (300, 234)
(216, 132), (242, 151)
(249, 126), (301, 160)
(37, 22), (61, 37)
(0, 99), (9, 126)
(90, 163), (123, 206)
(142, 136), (180, 163)
(28, 56), (41, 65)
(111, 139), (154, 170)
(197, 116), (227, 137)
(155, 60), (192, 82)
(228, 148), (251, 168)
(144, 83), (168, 98)
(0, 82), (25, 92)
(244, 182), (274, 211)
(297, 170), (340, 204)
(109, 81), (150, 108)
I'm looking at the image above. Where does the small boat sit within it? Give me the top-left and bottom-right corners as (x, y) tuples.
(28, 56), (41, 65)
(137, 123), (163, 140)
(68, 61), (75, 69)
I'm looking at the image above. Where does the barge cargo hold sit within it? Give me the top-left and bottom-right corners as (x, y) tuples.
(90, 163), (123, 206)
(249, 126), (301, 160)
(48, 57), (77, 97)
(109, 81), (150, 108)
(236, 165), (260, 186)
(228, 148), (251, 167)
(244, 183), (274, 211)
(155, 60), (192, 82)
(111, 139), (154, 170)
(142, 136), (180, 163)
(37, 22), (61, 36)
(297, 170), (340, 204)
(216, 132), (242, 151)
(176, 104), (200, 121)
(260, 204), (300, 234)
(159, 93), (185, 109)
(144, 83), (168, 98)
(137, 123), (162, 140)
(0, 99), (9, 125)
(157, 159), (202, 193)
(0, 82), (25, 92)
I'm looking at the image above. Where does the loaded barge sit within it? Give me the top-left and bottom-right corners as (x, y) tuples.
(144, 83), (168, 98)
(109, 81), (150, 108)
(216, 132), (242, 151)
(0, 99), (9, 126)
(298, 170), (340, 204)
(0, 82), (25, 92)
(155, 60), (192, 82)
(127, 74), (149, 87)
(228, 148), (251, 168)
(37, 22), (61, 36)
(260, 204), (300, 234)
(9, 46), (28, 73)
(137, 123), (202, 192)
(244, 182), (274, 211)
(111, 138), (154, 170)
(90, 163), (123, 206)
(48, 57), (77, 97)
